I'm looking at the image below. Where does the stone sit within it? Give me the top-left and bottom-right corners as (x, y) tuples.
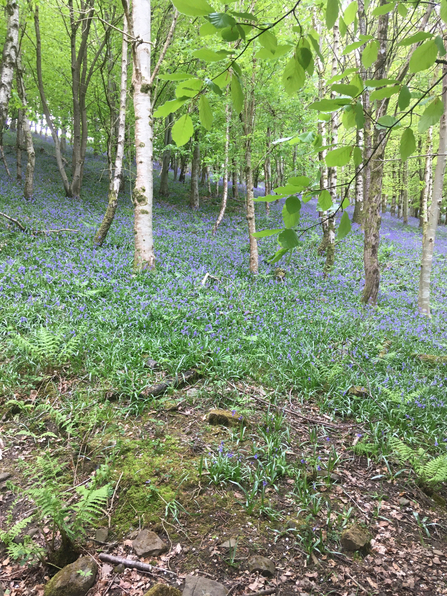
(0, 472), (11, 482)
(144, 585), (181, 596)
(417, 354), (447, 364)
(248, 555), (276, 577)
(132, 530), (168, 557)
(182, 575), (228, 596)
(145, 358), (161, 370)
(348, 386), (368, 398)
(398, 497), (410, 507)
(95, 527), (109, 543)
(341, 525), (370, 552)
(219, 538), (237, 549)
(207, 409), (244, 428)
(44, 556), (97, 596)
(113, 564), (125, 574)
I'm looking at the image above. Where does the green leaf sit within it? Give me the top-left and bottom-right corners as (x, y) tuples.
(441, 0), (447, 23)
(158, 72), (193, 81)
(371, 2), (395, 16)
(377, 115), (398, 128)
(354, 101), (365, 128)
(308, 31), (324, 63)
(336, 211), (352, 240)
(193, 49), (227, 62)
(434, 35), (447, 57)
(274, 185), (302, 194)
(317, 190), (333, 211)
(339, 16), (347, 37)
(353, 146), (362, 166)
(200, 22), (217, 36)
(344, 1), (358, 26)
(154, 98), (186, 117)
(296, 47), (313, 71)
(282, 58), (305, 95)
(172, 114), (194, 147)
(230, 11), (258, 21)
(253, 194), (282, 203)
(362, 41), (378, 68)
(287, 176), (310, 187)
(214, 71), (231, 88)
(328, 67), (358, 83)
(257, 45), (291, 60)
(409, 41), (438, 73)
(259, 30), (277, 50)
(172, 0), (213, 16)
(326, 0), (339, 29)
(205, 78), (223, 96)
(278, 229), (300, 249)
(268, 248), (288, 264)
(350, 74), (364, 92)
(252, 229), (281, 238)
(397, 3), (407, 17)
(398, 32), (433, 47)
(325, 146), (353, 167)
(398, 85), (411, 110)
(400, 127), (416, 160)
(231, 74), (243, 114)
(342, 40), (365, 55)
(342, 105), (356, 129)
(175, 79), (203, 98)
(282, 196), (302, 228)
(332, 83), (360, 97)
(199, 95), (213, 130)
(418, 97), (445, 133)
(221, 26), (239, 41)
(370, 85), (400, 101)
(207, 12), (237, 28)
(309, 98), (351, 111)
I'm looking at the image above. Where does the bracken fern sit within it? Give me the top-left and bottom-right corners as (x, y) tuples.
(390, 438), (447, 487)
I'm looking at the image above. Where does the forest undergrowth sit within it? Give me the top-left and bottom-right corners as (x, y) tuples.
(0, 134), (447, 595)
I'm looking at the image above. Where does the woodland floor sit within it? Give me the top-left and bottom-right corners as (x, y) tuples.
(0, 134), (447, 595)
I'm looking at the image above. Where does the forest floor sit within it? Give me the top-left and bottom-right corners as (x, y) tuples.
(0, 134), (447, 596)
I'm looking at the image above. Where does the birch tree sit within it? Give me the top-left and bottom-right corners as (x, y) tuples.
(0, 0), (19, 144)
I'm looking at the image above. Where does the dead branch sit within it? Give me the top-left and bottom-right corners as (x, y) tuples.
(0, 211), (26, 230)
(98, 553), (177, 575)
(140, 368), (199, 398)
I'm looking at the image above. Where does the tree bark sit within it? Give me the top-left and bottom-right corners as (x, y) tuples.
(0, 0), (19, 145)
(189, 132), (200, 210)
(243, 66), (258, 274)
(16, 52), (35, 200)
(94, 14), (128, 246)
(159, 114), (172, 197)
(353, 127), (364, 223)
(420, 127), (433, 229)
(390, 161), (396, 216)
(213, 103), (230, 234)
(418, 63), (447, 315)
(16, 108), (22, 180)
(361, 5), (389, 305)
(402, 159), (408, 224)
(127, 0), (155, 271)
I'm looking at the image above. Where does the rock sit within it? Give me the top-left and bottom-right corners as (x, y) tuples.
(0, 472), (11, 482)
(144, 585), (181, 596)
(398, 497), (410, 507)
(95, 527), (109, 543)
(417, 354), (447, 364)
(44, 556), (97, 596)
(348, 386), (368, 397)
(182, 575), (228, 596)
(341, 525), (370, 552)
(145, 358), (161, 370)
(248, 555), (276, 577)
(186, 388), (199, 398)
(207, 409), (244, 428)
(132, 530), (168, 557)
(113, 563), (125, 574)
(219, 538), (237, 549)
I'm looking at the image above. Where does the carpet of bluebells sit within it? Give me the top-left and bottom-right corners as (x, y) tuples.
(1, 134), (447, 454)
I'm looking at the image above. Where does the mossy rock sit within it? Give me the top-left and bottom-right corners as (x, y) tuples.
(144, 585), (181, 596)
(208, 409), (245, 428)
(44, 556), (97, 596)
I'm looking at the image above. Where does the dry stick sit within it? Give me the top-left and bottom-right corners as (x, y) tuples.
(0, 210), (26, 230)
(0, 147), (11, 176)
(141, 369), (199, 398)
(98, 553), (177, 576)
(345, 573), (368, 594)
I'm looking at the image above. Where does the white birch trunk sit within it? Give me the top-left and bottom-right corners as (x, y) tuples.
(213, 103), (231, 234)
(0, 0), (19, 142)
(418, 63), (447, 315)
(129, 0), (155, 271)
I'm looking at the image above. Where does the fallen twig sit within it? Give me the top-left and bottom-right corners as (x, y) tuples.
(0, 146), (11, 176)
(140, 368), (199, 398)
(0, 210), (26, 231)
(0, 211), (79, 235)
(98, 553), (177, 576)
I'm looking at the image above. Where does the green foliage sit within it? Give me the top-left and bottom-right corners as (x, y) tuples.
(390, 438), (447, 487)
(12, 327), (80, 366)
(0, 517), (44, 564)
(172, 115), (194, 146)
(409, 41), (438, 74)
(400, 128), (416, 160)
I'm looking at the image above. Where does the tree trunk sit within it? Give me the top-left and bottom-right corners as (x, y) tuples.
(390, 162), (396, 216)
(0, 0), (19, 146)
(353, 127), (364, 223)
(179, 154), (187, 183)
(94, 14), (128, 247)
(243, 70), (258, 274)
(418, 63), (447, 315)
(232, 158), (238, 198)
(189, 133), (200, 210)
(402, 159), (408, 224)
(159, 114), (172, 197)
(361, 5), (389, 305)
(264, 126), (272, 215)
(128, 0), (155, 271)
(16, 108), (22, 180)
(213, 103), (230, 234)
(16, 52), (35, 200)
(420, 127), (433, 228)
